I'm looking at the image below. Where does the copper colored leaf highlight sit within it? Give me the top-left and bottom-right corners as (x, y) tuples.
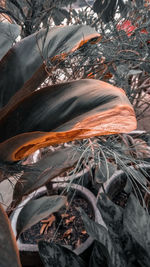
(0, 79), (137, 162)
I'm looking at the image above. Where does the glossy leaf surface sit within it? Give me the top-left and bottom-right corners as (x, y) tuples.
(16, 195), (67, 238)
(0, 204), (21, 267)
(0, 79), (137, 162)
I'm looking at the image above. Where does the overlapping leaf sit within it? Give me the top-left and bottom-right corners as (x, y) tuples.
(0, 24), (100, 109)
(89, 241), (109, 267)
(16, 195), (67, 238)
(0, 22), (21, 60)
(12, 146), (81, 205)
(38, 241), (86, 267)
(0, 79), (137, 162)
(0, 204), (21, 267)
(97, 194), (132, 265)
(85, 193), (150, 266)
(79, 207), (125, 267)
(124, 194), (150, 266)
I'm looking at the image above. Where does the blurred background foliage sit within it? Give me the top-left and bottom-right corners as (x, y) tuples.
(1, 0), (149, 122)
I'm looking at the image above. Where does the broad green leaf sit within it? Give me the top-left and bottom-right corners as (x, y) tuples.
(13, 147), (81, 204)
(123, 194), (150, 266)
(0, 22), (21, 60)
(0, 24), (100, 109)
(0, 79), (137, 162)
(0, 204), (21, 267)
(16, 195), (67, 238)
(38, 241), (86, 267)
(79, 208), (126, 267)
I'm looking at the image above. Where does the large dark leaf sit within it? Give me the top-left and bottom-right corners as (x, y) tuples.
(0, 79), (137, 162)
(16, 195), (67, 238)
(13, 146), (81, 204)
(80, 208), (126, 267)
(123, 194), (150, 266)
(0, 24), (100, 109)
(0, 204), (21, 267)
(89, 241), (108, 267)
(97, 194), (134, 265)
(0, 22), (21, 60)
(98, 193), (124, 236)
(38, 241), (86, 267)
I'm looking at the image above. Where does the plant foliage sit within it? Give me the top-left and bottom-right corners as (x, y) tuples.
(80, 193), (150, 267)
(0, 1), (148, 266)
(0, 204), (21, 267)
(16, 195), (67, 239)
(38, 241), (86, 267)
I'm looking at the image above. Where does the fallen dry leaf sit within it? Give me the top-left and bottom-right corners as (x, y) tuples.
(65, 216), (75, 225)
(63, 228), (73, 238)
(40, 214), (56, 234)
